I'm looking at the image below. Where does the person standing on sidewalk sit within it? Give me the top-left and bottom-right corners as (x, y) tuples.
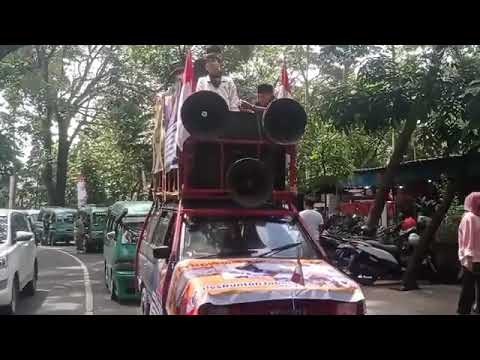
(457, 192), (480, 315)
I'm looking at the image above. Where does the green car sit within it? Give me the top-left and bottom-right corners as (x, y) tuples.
(77, 206), (108, 253)
(104, 201), (152, 302)
(40, 207), (77, 246)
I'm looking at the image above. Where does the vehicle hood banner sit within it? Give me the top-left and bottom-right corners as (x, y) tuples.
(165, 258), (364, 315)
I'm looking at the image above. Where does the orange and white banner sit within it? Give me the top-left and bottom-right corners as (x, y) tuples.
(165, 258), (364, 315)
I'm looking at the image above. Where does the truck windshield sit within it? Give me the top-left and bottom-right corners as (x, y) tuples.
(182, 216), (320, 260)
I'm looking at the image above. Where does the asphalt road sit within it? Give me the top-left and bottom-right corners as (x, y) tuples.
(14, 244), (462, 315)
(16, 245), (139, 315)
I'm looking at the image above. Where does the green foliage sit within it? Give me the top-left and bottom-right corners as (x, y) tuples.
(67, 122), (151, 205)
(8, 44), (480, 207)
(0, 114), (19, 177)
(297, 119), (354, 192)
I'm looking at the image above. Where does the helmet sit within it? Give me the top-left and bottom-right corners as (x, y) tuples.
(408, 233), (420, 247)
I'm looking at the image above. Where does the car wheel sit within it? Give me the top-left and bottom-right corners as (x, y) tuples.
(23, 261), (38, 296)
(141, 286), (150, 315)
(2, 275), (20, 315)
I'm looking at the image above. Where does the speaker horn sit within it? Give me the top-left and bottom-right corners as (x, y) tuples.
(263, 98), (307, 145)
(181, 91), (229, 139)
(226, 158), (273, 208)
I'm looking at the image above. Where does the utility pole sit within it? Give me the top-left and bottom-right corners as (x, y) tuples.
(8, 111), (17, 209)
(8, 175), (16, 209)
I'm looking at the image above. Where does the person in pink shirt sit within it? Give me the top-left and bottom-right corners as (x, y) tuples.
(457, 192), (480, 315)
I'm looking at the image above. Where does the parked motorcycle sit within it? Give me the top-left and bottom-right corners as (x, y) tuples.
(322, 226), (439, 286)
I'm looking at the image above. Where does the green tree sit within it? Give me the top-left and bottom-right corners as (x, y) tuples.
(297, 119), (354, 192)
(402, 50), (480, 289)
(322, 45), (449, 233)
(1, 45), (122, 205)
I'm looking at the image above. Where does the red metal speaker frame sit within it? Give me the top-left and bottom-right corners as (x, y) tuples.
(152, 136), (298, 205)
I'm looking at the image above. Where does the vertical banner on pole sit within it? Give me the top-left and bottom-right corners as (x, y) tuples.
(77, 175), (87, 208)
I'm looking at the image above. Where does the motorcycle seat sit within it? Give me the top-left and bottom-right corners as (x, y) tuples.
(365, 240), (400, 255)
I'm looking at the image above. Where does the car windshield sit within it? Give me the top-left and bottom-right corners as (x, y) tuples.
(121, 217), (145, 243)
(93, 213), (107, 227)
(59, 213), (74, 223)
(0, 217), (7, 243)
(182, 216), (320, 260)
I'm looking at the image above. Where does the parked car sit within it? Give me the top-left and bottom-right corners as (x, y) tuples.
(76, 206), (108, 253)
(39, 207), (77, 246)
(20, 210), (41, 245)
(104, 201), (152, 302)
(0, 209), (38, 314)
(136, 201), (366, 315)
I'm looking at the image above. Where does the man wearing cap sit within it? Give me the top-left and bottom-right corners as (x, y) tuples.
(195, 45), (241, 111)
(240, 83), (276, 116)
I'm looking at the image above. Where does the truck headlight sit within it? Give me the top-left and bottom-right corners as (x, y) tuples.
(0, 256), (7, 269)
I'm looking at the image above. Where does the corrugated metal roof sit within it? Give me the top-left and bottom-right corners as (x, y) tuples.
(341, 153), (480, 188)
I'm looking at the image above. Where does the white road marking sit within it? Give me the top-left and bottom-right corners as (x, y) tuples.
(45, 248), (94, 315)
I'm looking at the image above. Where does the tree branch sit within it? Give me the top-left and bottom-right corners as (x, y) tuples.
(68, 100), (93, 146)
(67, 45), (107, 106)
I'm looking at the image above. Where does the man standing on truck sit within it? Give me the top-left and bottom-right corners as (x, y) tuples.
(195, 45), (241, 111)
(240, 83), (276, 116)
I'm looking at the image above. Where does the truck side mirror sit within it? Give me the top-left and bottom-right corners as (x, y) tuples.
(16, 231), (34, 242)
(153, 246), (170, 260)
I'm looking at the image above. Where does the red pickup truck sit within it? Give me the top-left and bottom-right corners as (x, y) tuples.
(136, 90), (366, 315)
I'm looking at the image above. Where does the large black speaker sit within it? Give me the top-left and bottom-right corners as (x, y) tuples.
(226, 158), (274, 208)
(181, 91), (307, 144)
(263, 98), (307, 145)
(181, 91), (229, 139)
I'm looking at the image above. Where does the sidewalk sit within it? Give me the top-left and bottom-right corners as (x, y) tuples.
(363, 281), (462, 315)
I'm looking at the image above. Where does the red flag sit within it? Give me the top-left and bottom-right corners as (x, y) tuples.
(277, 61), (293, 99)
(291, 258), (305, 286)
(175, 49), (195, 149)
(182, 49), (195, 90)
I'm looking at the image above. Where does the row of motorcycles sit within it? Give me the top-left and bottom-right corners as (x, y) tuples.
(321, 215), (439, 285)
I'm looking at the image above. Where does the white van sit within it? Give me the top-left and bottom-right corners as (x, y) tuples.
(0, 209), (38, 314)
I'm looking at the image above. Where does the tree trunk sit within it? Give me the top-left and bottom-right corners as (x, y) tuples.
(305, 45), (310, 109)
(55, 118), (70, 206)
(402, 177), (458, 290)
(365, 115), (417, 232)
(402, 147), (479, 289)
(37, 46), (56, 205)
(365, 45), (447, 233)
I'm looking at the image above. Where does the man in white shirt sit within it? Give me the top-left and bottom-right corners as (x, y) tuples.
(195, 45), (240, 111)
(299, 197), (324, 243)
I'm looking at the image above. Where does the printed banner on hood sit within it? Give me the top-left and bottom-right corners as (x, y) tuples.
(165, 258), (364, 315)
